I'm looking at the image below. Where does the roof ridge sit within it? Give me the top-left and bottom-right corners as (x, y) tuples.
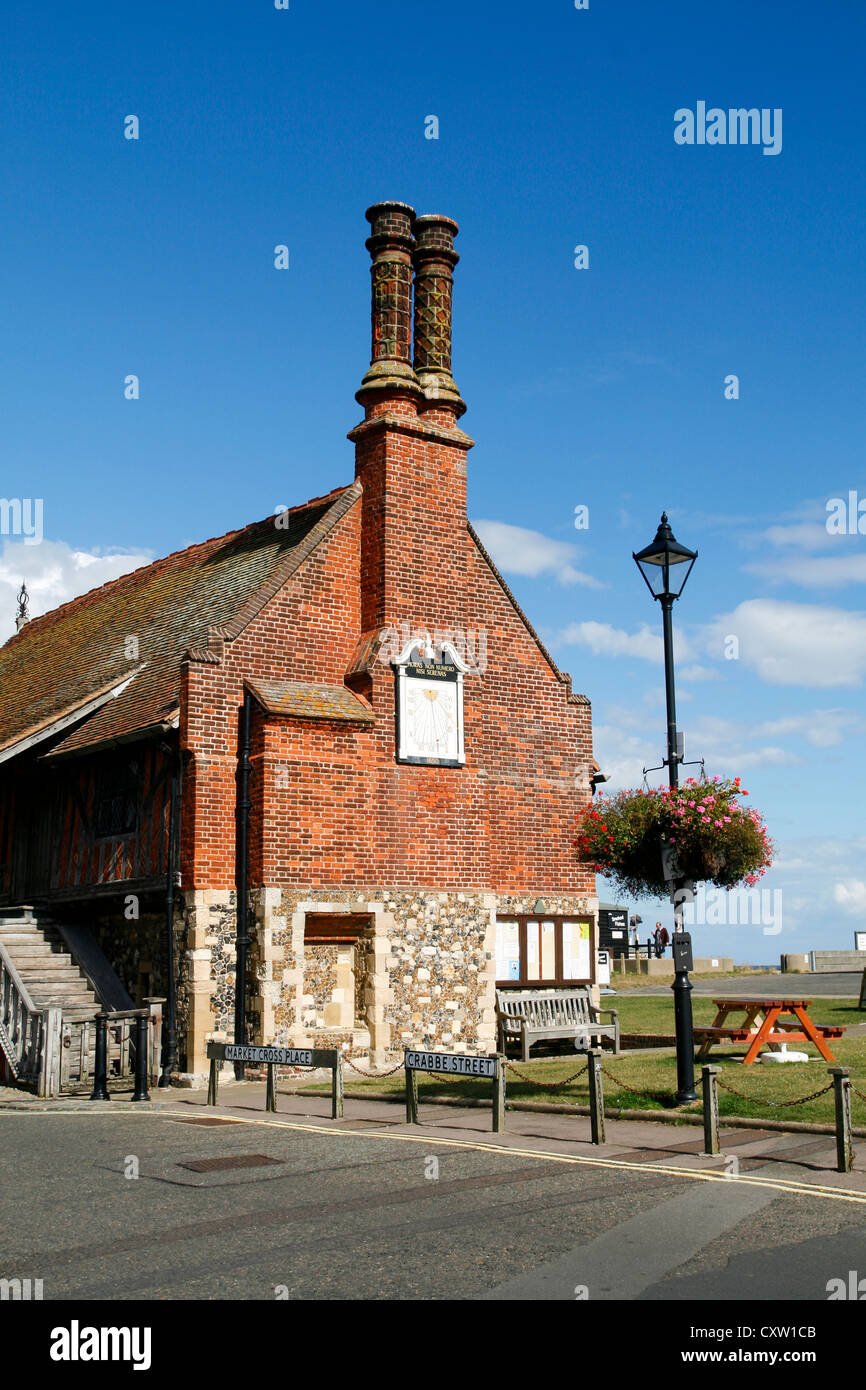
(8, 484), (351, 644)
(218, 481), (362, 644)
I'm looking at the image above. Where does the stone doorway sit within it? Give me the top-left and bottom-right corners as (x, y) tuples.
(301, 914), (373, 1056)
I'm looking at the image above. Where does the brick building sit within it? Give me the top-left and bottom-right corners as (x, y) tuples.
(0, 201), (597, 1079)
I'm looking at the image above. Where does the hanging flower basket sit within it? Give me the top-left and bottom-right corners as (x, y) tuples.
(575, 776), (773, 901)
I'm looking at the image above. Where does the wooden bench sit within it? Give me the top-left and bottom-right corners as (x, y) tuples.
(496, 987), (619, 1061)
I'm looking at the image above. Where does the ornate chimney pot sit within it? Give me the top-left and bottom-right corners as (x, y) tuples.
(357, 201), (422, 411)
(411, 213), (465, 419)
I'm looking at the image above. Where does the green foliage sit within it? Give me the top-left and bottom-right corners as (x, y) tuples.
(575, 776), (773, 900)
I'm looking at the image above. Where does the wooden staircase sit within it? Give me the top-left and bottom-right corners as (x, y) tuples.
(0, 909), (100, 1022)
(0, 907), (142, 1093)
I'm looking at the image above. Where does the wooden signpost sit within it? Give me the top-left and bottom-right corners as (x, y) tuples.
(403, 1049), (505, 1132)
(206, 1042), (344, 1117)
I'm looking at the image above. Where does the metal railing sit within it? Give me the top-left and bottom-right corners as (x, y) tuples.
(0, 948), (164, 1098)
(0, 942), (54, 1093)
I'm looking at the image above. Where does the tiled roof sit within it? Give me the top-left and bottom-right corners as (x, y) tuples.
(245, 678), (375, 723)
(0, 485), (358, 760)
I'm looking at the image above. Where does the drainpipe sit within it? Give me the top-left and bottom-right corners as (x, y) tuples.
(159, 747), (180, 1087)
(234, 690), (252, 1078)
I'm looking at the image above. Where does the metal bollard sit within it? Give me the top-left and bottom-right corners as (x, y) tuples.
(405, 1065), (419, 1125)
(829, 1067), (854, 1173)
(702, 1065), (721, 1156)
(207, 1055), (219, 1107)
(265, 1062), (277, 1112)
(332, 1052), (344, 1119)
(492, 1055), (506, 1134)
(587, 1047), (605, 1145)
(90, 1013), (110, 1101)
(131, 1014), (150, 1103)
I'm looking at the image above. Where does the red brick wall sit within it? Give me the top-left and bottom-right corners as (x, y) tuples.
(179, 501), (363, 889)
(178, 411), (594, 897)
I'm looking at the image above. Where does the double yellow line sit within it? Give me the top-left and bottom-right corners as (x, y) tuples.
(10, 1103), (860, 1206)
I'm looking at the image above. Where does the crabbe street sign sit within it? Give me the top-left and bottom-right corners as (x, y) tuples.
(404, 1049), (497, 1076)
(403, 1048), (505, 1133)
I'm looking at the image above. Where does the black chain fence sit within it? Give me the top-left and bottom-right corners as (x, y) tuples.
(343, 1055), (406, 1078)
(600, 1063), (700, 1105)
(504, 1060), (589, 1089)
(290, 1048), (866, 1115)
(715, 1077), (836, 1109)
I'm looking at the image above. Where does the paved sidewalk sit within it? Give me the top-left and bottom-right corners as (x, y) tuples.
(3, 1075), (864, 1194)
(37, 1077), (855, 1197)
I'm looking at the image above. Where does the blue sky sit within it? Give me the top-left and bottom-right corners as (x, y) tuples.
(1, 0), (865, 960)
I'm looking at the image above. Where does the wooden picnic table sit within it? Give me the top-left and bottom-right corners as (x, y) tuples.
(694, 998), (844, 1066)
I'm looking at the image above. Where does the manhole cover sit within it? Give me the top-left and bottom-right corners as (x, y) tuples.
(178, 1154), (284, 1173)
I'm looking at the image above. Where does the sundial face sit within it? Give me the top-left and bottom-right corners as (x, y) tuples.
(404, 680), (458, 759)
(393, 637), (466, 767)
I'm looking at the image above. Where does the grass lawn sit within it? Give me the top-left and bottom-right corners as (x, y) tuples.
(609, 993), (862, 1036)
(292, 994), (866, 1127)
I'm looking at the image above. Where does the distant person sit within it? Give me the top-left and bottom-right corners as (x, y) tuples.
(653, 924), (662, 957)
(658, 924), (670, 957)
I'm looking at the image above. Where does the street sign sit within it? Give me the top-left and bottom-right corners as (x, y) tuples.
(404, 1049), (497, 1077)
(206, 1041), (343, 1117)
(403, 1048), (504, 1131)
(221, 1044), (313, 1066)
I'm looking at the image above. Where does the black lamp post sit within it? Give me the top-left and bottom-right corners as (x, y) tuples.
(633, 513), (699, 1104)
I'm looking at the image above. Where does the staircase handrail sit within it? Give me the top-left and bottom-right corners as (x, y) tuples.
(0, 936), (39, 1012)
(0, 937), (46, 1085)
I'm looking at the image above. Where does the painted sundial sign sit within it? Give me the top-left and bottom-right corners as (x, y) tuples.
(393, 635), (468, 767)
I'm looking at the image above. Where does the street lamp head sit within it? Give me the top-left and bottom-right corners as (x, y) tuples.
(633, 512), (698, 601)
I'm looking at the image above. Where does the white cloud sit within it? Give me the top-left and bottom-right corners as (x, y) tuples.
(705, 599), (866, 688)
(761, 520), (836, 552)
(473, 520), (602, 588)
(745, 553), (866, 589)
(0, 538), (153, 643)
(738, 502), (866, 586)
(754, 709), (866, 748)
(834, 880), (866, 914)
(555, 620), (693, 663)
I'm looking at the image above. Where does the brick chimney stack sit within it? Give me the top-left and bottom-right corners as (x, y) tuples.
(349, 200), (473, 634)
(411, 214), (466, 421)
(356, 201), (422, 417)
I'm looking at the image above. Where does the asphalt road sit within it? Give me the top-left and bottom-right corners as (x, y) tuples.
(2, 1104), (866, 1303)
(620, 971), (863, 998)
